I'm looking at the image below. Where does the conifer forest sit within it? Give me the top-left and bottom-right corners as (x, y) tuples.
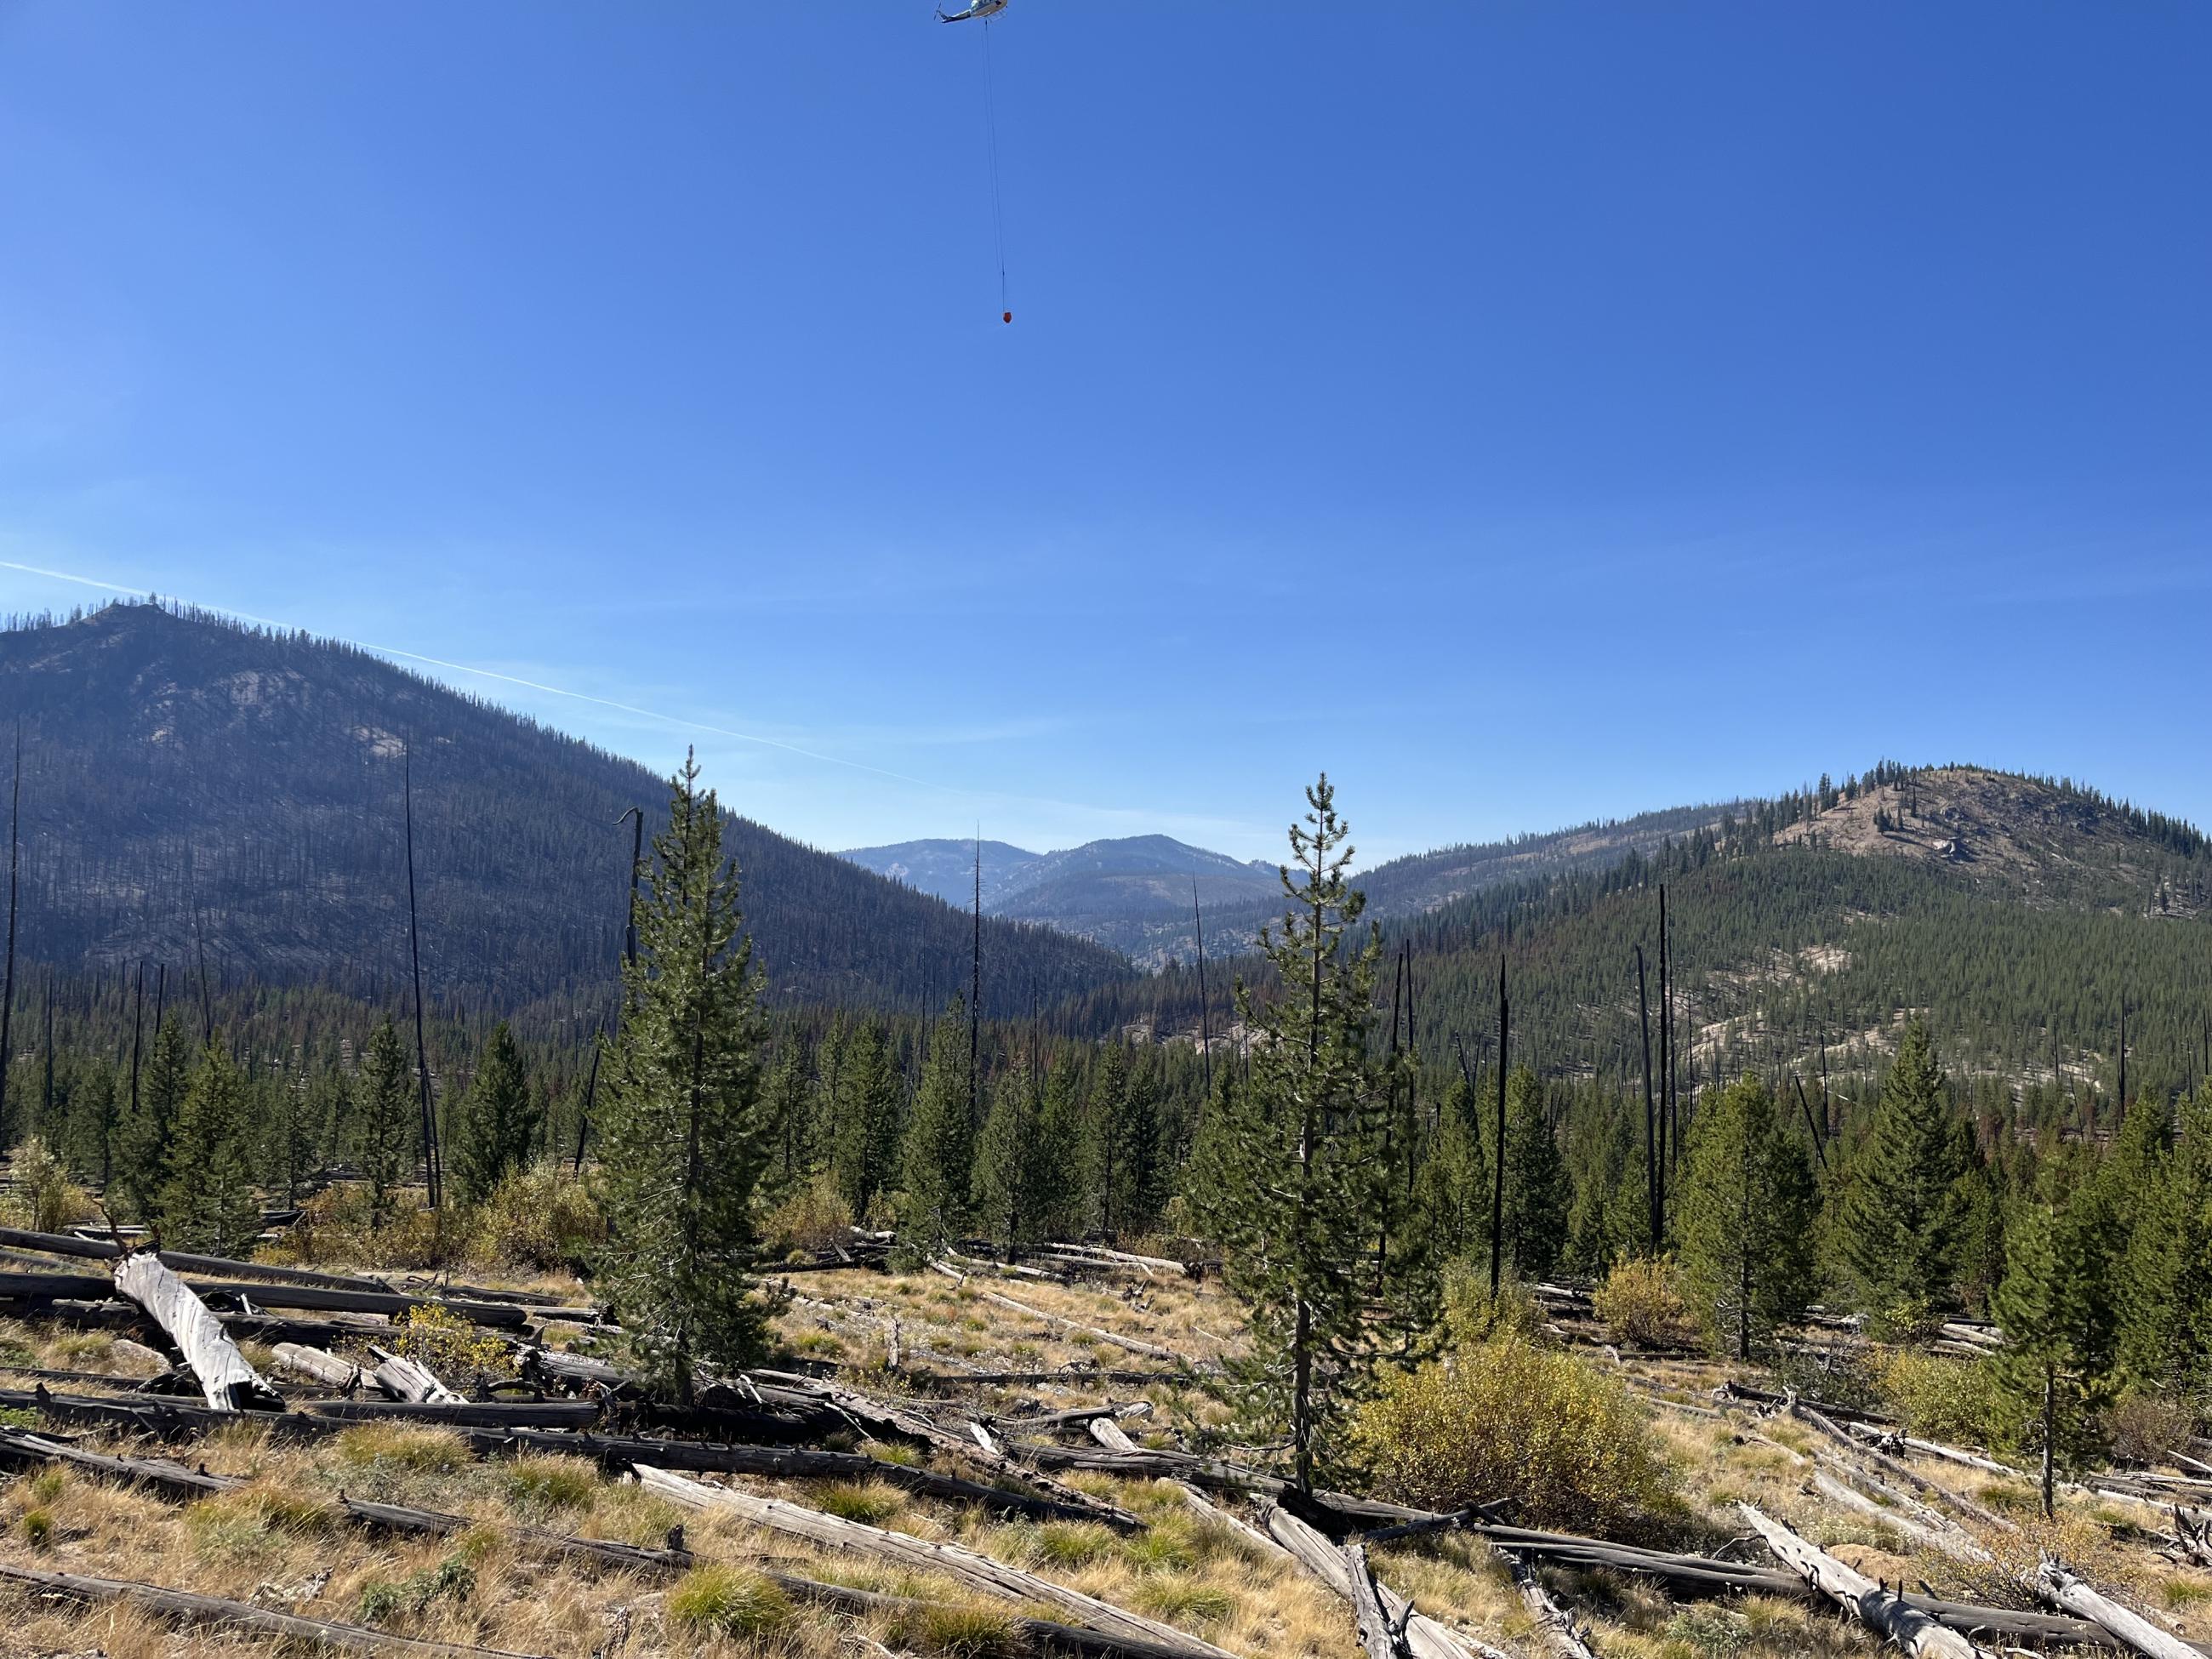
(2, 7), (2206, 1657)
(0, 607), (2204, 1656)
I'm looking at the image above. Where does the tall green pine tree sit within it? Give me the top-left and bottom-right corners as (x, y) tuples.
(595, 754), (774, 1401)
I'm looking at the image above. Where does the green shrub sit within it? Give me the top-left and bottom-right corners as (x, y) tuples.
(1349, 1332), (1673, 1531)
(20, 1508), (51, 1547)
(1867, 1348), (2016, 1450)
(1592, 1256), (1693, 1349)
(358, 1555), (476, 1624)
(388, 1304), (511, 1387)
(667, 1565), (793, 1639)
(470, 1166), (605, 1271)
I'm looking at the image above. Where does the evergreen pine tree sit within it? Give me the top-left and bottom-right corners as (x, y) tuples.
(358, 1018), (416, 1225)
(157, 1040), (262, 1256)
(1500, 1065), (1569, 1280)
(113, 1015), (191, 1223)
(2118, 1083), (2212, 1393)
(972, 1058), (1046, 1257)
(1840, 1020), (1964, 1326)
(829, 1022), (900, 1223)
(1991, 1183), (2118, 1516)
(595, 754), (773, 1401)
(453, 1022), (539, 1202)
(899, 1002), (975, 1254)
(1034, 1053), (1086, 1240)
(1194, 776), (1418, 1491)
(1675, 1075), (1817, 1359)
(759, 1039), (812, 1200)
(1413, 1073), (1490, 1263)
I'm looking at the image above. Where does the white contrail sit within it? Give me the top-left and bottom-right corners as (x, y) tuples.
(0, 557), (950, 793)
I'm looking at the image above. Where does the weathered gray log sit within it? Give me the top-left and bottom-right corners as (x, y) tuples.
(1022, 1441), (1436, 1524)
(1794, 1405), (2015, 1533)
(0, 1424), (241, 1500)
(738, 1369), (1143, 1529)
(2034, 1560), (2203, 1659)
(1512, 1554), (1598, 1659)
(1267, 1507), (1509, 1659)
(305, 1398), (601, 1430)
(0, 1224), (386, 1291)
(936, 1271), (1192, 1363)
(328, 1488), (1218, 1659)
(1810, 1468), (1990, 1563)
(0, 1559), (550, 1657)
(1739, 1502), (1989, 1658)
(1343, 1541), (1413, 1659)
(1173, 1478), (1295, 1564)
(1090, 1415), (1141, 1453)
(369, 1344), (465, 1404)
(993, 1400), (1153, 1434)
(274, 1343), (362, 1389)
(111, 1250), (282, 1412)
(633, 1463), (1239, 1659)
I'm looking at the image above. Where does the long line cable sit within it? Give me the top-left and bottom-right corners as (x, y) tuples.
(981, 18), (1009, 320)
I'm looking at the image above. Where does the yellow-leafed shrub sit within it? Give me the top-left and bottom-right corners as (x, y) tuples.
(1592, 1255), (1693, 1349)
(469, 1166), (604, 1271)
(1867, 1347), (2015, 1451)
(1349, 1333), (1673, 1531)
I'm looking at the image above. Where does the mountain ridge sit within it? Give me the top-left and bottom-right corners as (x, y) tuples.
(0, 602), (1132, 1015)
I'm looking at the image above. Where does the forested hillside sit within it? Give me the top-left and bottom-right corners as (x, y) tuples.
(1068, 763), (2212, 1098)
(0, 604), (1130, 1014)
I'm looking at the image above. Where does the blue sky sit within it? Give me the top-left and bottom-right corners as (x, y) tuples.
(1, 3), (2207, 865)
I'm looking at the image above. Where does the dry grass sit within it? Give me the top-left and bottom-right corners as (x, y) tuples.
(2, 1258), (2206, 1659)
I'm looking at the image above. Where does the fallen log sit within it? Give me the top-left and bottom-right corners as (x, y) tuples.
(0, 1424), (241, 1500)
(111, 1250), (283, 1412)
(1810, 1468), (1990, 1563)
(1722, 1378), (1893, 1424)
(1344, 1541), (1413, 1659)
(0, 1225), (386, 1291)
(2034, 1560), (2204, 1659)
(304, 1398), (601, 1430)
(739, 1370), (1143, 1529)
(935, 1272), (1192, 1364)
(633, 1464), (1239, 1659)
(0, 1559), (550, 1658)
(1267, 1506), (1509, 1659)
(1018, 1441), (1435, 1524)
(1511, 1554), (1599, 1659)
(1739, 1502), (1988, 1658)
(274, 1343), (362, 1390)
(1794, 1405), (2015, 1533)
(369, 1344), (465, 1405)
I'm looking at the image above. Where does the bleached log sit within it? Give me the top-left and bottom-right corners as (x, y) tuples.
(1089, 1416), (1140, 1453)
(0, 1224), (386, 1291)
(1344, 1541), (1413, 1659)
(1810, 1469), (1990, 1563)
(1793, 1405), (2014, 1533)
(0, 1424), (241, 1500)
(1512, 1554), (1598, 1659)
(369, 1343), (464, 1404)
(2033, 1560), (2201, 1659)
(111, 1249), (282, 1412)
(273, 1343), (362, 1389)
(1738, 1502), (1989, 1658)
(631, 1464), (1238, 1659)
(1268, 1506), (1513, 1659)
(0, 1559), (549, 1657)
(938, 1270), (1191, 1363)
(1172, 1479), (1295, 1564)
(1844, 1421), (2015, 1476)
